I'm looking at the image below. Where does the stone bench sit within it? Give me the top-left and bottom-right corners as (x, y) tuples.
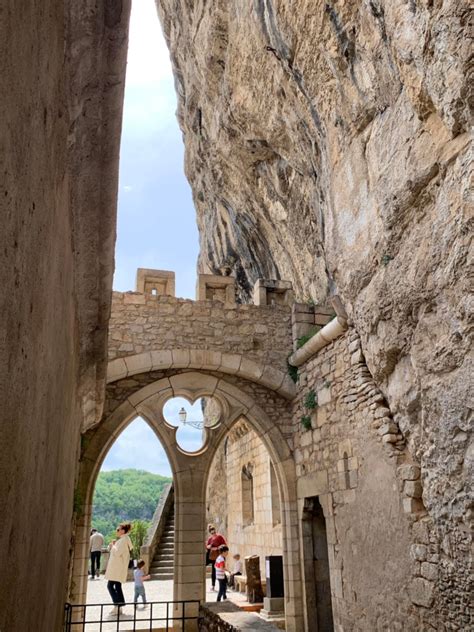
(234, 575), (247, 592)
(234, 575), (266, 595)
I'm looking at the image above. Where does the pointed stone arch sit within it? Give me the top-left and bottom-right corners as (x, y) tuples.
(71, 370), (303, 631)
(106, 349), (296, 399)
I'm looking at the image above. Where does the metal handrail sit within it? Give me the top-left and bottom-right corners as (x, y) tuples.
(64, 599), (200, 631)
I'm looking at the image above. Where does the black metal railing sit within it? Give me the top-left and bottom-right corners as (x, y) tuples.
(64, 600), (200, 631)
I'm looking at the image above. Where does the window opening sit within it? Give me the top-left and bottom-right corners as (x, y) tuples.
(242, 463), (255, 526)
(270, 462), (281, 526)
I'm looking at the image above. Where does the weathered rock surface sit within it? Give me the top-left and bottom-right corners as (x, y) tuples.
(157, 0), (472, 627)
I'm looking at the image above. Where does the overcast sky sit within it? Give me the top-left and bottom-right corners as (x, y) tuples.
(103, 0), (200, 476)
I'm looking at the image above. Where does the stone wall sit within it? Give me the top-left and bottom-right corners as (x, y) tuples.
(292, 329), (472, 630)
(198, 605), (239, 632)
(0, 2), (130, 630)
(108, 292), (292, 370)
(207, 421), (283, 573)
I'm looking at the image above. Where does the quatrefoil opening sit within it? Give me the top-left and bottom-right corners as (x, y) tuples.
(162, 396), (221, 454)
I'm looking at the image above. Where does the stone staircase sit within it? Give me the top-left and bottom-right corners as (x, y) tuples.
(149, 508), (174, 580)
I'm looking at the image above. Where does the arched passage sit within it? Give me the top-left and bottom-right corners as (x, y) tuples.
(71, 371), (303, 631)
(206, 417), (285, 600)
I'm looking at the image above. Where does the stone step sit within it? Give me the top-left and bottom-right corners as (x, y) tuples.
(150, 572), (173, 580)
(152, 560), (174, 569)
(152, 554), (173, 562)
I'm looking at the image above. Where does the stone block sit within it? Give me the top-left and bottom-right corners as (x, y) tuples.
(348, 339), (361, 353)
(292, 302), (314, 315)
(349, 470), (358, 489)
(404, 480), (423, 498)
(408, 578), (434, 608)
(171, 349), (191, 368)
(403, 497), (425, 514)
(262, 597), (284, 613)
(421, 562), (438, 582)
(378, 421), (398, 435)
(260, 365), (285, 391)
(219, 353), (242, 374)
(239, 357), (264, 382)
(316, 406), (328, 427)
(412, 520), (430, 545)
(374, 406), (391, 419)
(150, 349), (173, 371)
(337, 459), (346, 473)
(410, 544), (427, 561)
(124, 352), (152, 375)
(123, 292), (146, 304)
(350, 350), (363, 365)
(314, 313), (332, 325)
(253, 278), (293, 306)
(297, 469), (328, 499)
(317, 387), (331, 405)
(382, 433), (398, 444)
(348, 456), (358, 470)
(337, 472), (348, 490)
(398, 464), (421, 480)
(106, 358), (128, 383)
(196, 273), (235, 305)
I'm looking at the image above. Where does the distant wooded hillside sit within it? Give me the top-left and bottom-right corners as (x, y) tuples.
(91, 469), (172, 542)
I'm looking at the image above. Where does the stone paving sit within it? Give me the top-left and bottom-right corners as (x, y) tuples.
(83, 576), (282, 631)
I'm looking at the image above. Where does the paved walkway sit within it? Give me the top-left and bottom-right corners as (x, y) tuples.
(82, 576), (284, 631)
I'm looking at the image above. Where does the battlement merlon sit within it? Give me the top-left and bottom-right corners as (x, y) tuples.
(136, 268), (175, 296)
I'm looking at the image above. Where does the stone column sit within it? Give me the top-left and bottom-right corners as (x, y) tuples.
(173, 459), (209, 631)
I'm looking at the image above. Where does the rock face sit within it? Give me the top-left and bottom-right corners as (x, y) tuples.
(0, 2), (130, 630)
(157, 0), (472, 627)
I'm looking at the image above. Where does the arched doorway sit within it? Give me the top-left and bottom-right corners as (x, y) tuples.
(87, 417), (174, 605)
(206, 417), (285, 617)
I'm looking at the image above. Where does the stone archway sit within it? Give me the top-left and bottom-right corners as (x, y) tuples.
(106, 349), (296, 399)
(71, 369), (303, 631)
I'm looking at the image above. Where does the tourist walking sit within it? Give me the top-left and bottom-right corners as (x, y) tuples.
(215, 545), (229, 602)
(205, 524), (226, 591)
(105, 522), (133, 616)
(89, 528), (104, 579)
(133, 559), (150, 607)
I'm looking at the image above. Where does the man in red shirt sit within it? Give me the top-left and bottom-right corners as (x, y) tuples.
(206, 525), (227, 591)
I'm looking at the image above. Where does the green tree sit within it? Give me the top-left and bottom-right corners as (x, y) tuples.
(91, 469), (172, 543)
(130, 520), (149, 559)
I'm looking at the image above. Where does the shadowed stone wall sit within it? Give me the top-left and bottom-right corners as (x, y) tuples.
(0, 2), (130, 630)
